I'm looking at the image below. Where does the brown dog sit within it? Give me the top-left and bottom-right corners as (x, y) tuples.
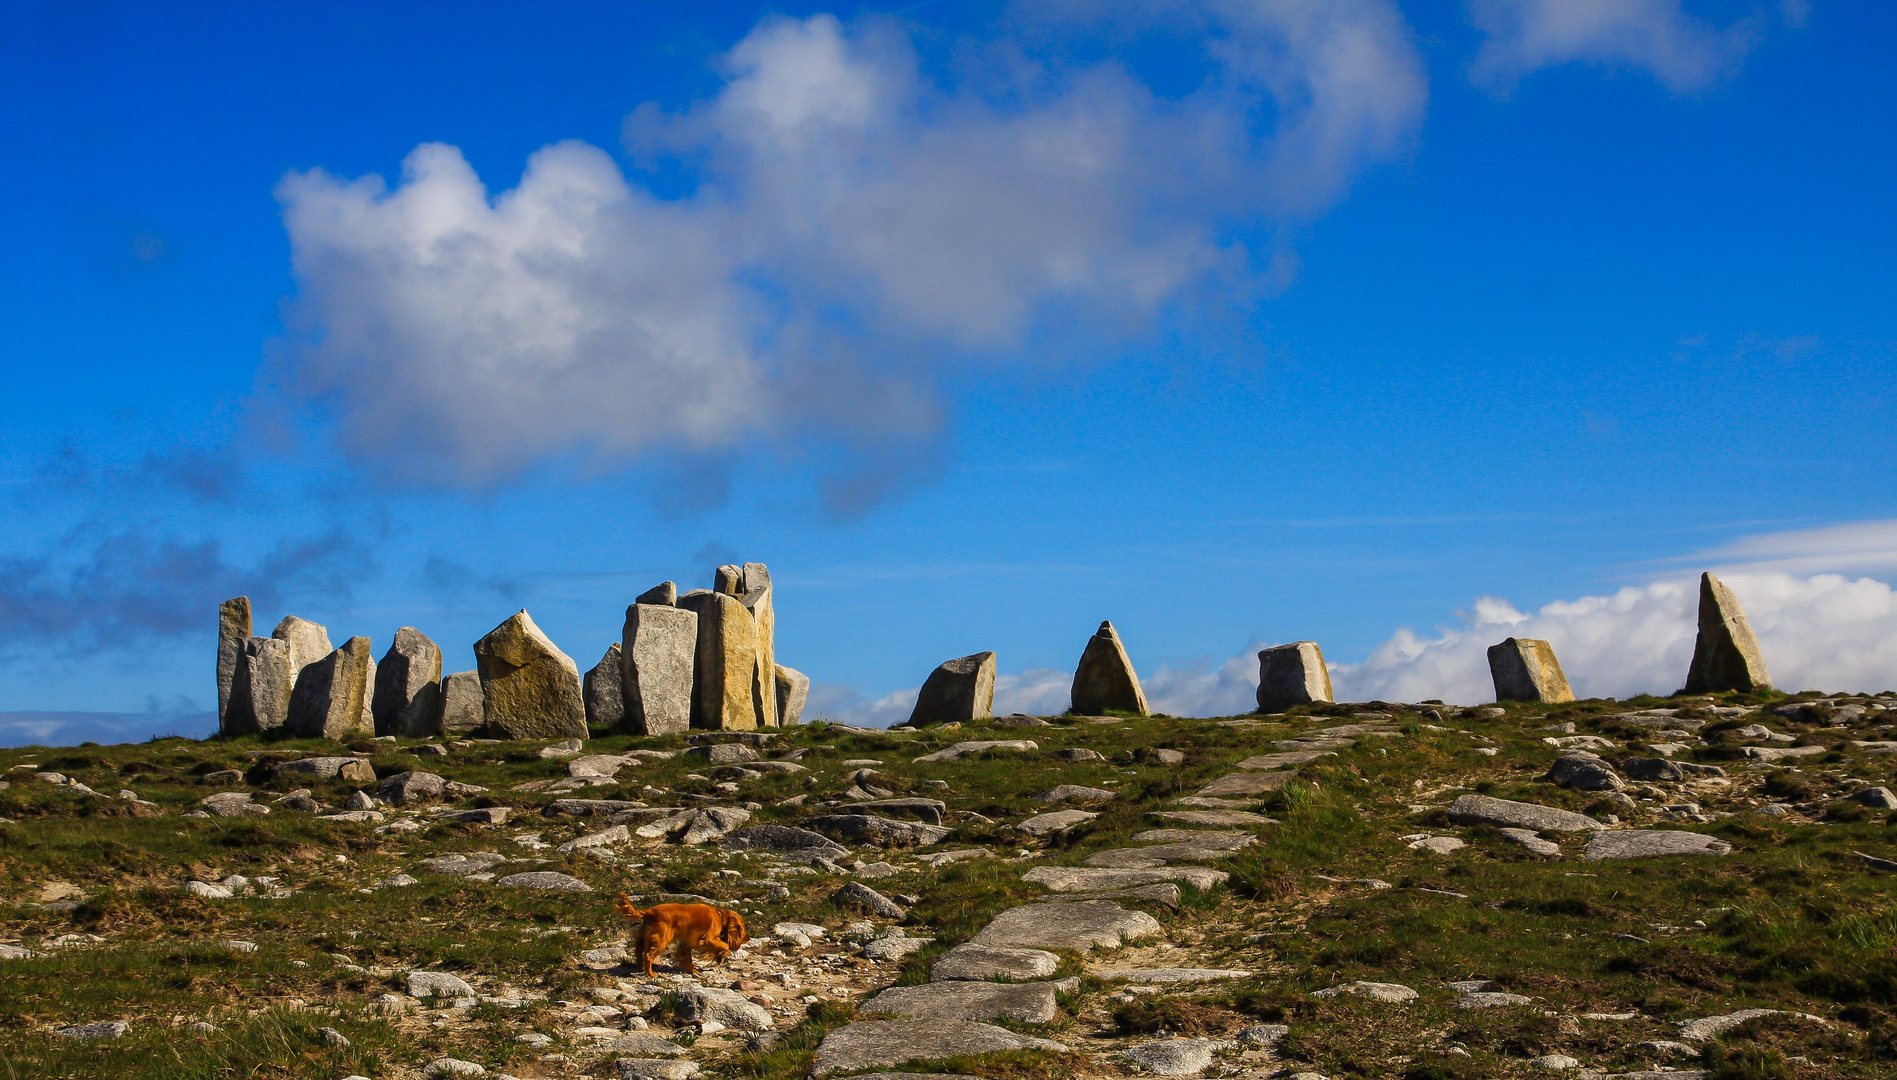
(614, 894), (749, 976)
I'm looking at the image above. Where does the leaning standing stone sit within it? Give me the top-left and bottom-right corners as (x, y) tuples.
(440, 670), (484, 735)
(217, 596), (250, 733)
(1487, 637), (1576, 704)
(287, 636), (376, 740)
(678, 591), (760, 730)
(908, 652), (997, 727)
(1070, 622), (1149, 716)
(1683, 572), (1771, 693)
(474, 611), (587, 740)
(232, 636), (295, 734)
(775, 664), (810, 726)
(373, 627), (444, 737)
(1256, 641), (1333, 712)
(584, 643), (625, 730)
(621, 604), (697, 735)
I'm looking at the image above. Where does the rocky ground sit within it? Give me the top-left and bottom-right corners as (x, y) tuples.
(3, 691), (1896, 1080)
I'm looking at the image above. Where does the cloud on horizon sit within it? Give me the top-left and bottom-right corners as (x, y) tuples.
(273, 2), (1427, 499)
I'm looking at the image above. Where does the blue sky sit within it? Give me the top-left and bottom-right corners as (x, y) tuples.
(2, 0), (1893, 741)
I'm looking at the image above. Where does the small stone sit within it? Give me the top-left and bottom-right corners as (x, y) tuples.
(1120, 1037), (1226, 1076)
(1311, 981), (1417, 1003)
(1499, 828), (1562, 858)
(1408, 836), (1466, 854)
(863, 980), (1059, 1023)
(408, 970), (476, 998)
(1236, 1023), (1289, 1046)
(1016, 809), (1098, 837)
(184, 881), (234, 899)
(831, 881), (906, 918)
(1529, 1054), (1579, 1070)
(496, 871), (591, 890)
(1546, 753), (1625, 791)
(1032, 784), (1116, 803)
(912, 739), (1038, 763)
(675, 985), (773, 1030)
(426, 1059), (486, 1077)
(375, 771), (446, 805)
(1456, 992), (1533, 1008)
(971, 900), (1160, 953)
(1447, 794), (1605, 832)
(55, 1021), (129, 1039)
(317, 1026), (350, 1047)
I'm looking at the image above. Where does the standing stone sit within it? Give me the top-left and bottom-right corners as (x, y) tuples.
(287, 636), (376, 740)
(621, 604), (698, 735)
(715, 564), (744, 596)
(1071, 622), (1149, 716)
(373, 627), (444, 737)
(740, 566), (777, 726)
(272, 616), (334, 685)
(231, 636), (294, 734)
(1487, 638), (1575, 704)
(474, 611), (587, 740)
(584, 643), (625, 729)
(217, 597), (251, 734)
(776, 664), (810, 726)
(1684, 572), (1771, 694)
(678, 591), (760, 730)
(440, 671), (484, 735)
(909, 653), (997, 726)
(1256, 641), (1334, 712)
(636, 581), (677, 606)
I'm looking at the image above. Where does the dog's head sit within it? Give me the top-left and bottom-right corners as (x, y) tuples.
(718, 908), (749, 951)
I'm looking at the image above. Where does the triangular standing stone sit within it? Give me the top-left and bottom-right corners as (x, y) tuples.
(1071, 622), (1148, 716)
(1683, 572), (1770, 693)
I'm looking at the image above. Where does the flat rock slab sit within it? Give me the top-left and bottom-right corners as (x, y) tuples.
(421, 852), (508, 875)
(1500, 828), (1563, 858)
(1677, 1008), (1826, 1041)
(1132, 828), (1250, 844)
(811, 1019), (1067, 1076)
(863, 980), (1059, 1023)
(972, 900), (1161, 952)
(931, 942), (1060, 982)
(1312, 981), (1418, 1003)
(1457, 992), (1534, 1009)
(1022, 865), (1228, 892)
(1742, 745), (1826, 761)
(1583, 831), (1733, 861)
(1149, 810), (1277, 827)
(1174, 796), (1261, 809)
(1083, 836), (1254, 868)
(1235, 751), (1334, 770)
(717, 824), (850, 861)
(1271, 737), (1355, 751)
(1120, 1038), (1227, 1077)
(1094, 967), (1251, 984)
(1032, 785), (1117, 803)
(1039, 883), (1182, 908)
(1017, 810), (1098, 837)
(912, 740), (1038, 763)
(1195, 772), (1299, 799)
(495, 871), (591, 890)
(1446, 794), (1605, 833)
(807, 815), (951, 848)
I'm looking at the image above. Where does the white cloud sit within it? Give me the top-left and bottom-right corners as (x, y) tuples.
(1689, 519), (1897, 577)
(274, 3), (1425, 489)
(1467, 0), (1760, 93)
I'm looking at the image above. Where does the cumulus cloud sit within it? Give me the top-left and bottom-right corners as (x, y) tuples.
(274, 2), (1425, 492)
(1466, 0), (1761, 93)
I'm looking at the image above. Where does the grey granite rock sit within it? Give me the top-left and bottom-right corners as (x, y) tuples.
(584, 642), (626, 731)
(775, 664), (810, 726)
(1120, 1037), (1228, 1077)
(1021, 865), (1228, 891)
(811, 1020), (1066, 1076)
(495, 871), (591, 890)
(718, 824), (849, 861)
(808, 815), (951, 848)
(1446, 794), (1605, 832)
(622, 603), (697, 736)
(831, 881), (906, 918)
(863, 980), (1059, 1023)
(1016, 809), (1098, 836)
(440, 670), (485, 736)
(1256, 641), (1333, 712)
(374, 627), (444, 737)
(287, 636), (376, 741)
(931, 942), (1060, 982)
(971, 900), (1161, 952)
(908, 652), (997, 726)
(1487, 637), (1575, 704)
(1583, 830), (1733, 861)
(217, 596), (251, 733)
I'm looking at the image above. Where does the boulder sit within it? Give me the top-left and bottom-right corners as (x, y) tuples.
(1683, 572), (1771, 693)
(439, 671), (484, 736)
(1120, 1038), (1227, 1077)
(1546, 753), (1624, 791)
(287, 637), (376, 741)
(675, 984), (773, 1031)
(408, 970), (475, 998)
(972, 900), (1160, 952)
(1583, 831), (1733, 861)
(908, 652), (997, 726)
(584, 643), (625, 730)
(475, 611), (586, 740)
(832, 881), (906, 918)
(863, 981), (1059, 1024)
(677, 591), (761, 730)
(811, 1020), (1066, 1077)
(272, 616), (334, 682)
(635, 581), (677, 606)
(808, 814), (951, 848)
(374, 627), (444, 737)
(621, 604), (697, 736)
(718, 825), (850, 861)
(276, 756), (376, 784)
(683, 743), (758, 764)
(1070, 622), (1148, 715)
(231, 636), (294, 734)
(841, 798), (947, 825)
(217, 596), (251, 733)
(1487, 637), (1576, 704)
(376, 771), (446, 804)
(913, 740), (1037, 763)
(1313, 981), (1418, 1003)
(1445, 794), (1605, 833)
(1256, 641), (1333, 712)
(1622, 757), (1687, 782)
(1017, 809), (1098, 837)
(775, 664), (810, 726)
(931, 942), (1059, 982)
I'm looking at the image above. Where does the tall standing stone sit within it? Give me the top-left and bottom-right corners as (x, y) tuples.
(909, 653), (996, 726)
(287, 636), (376, 740)
(679, 590), (760, 730)
(272, 616), (334, 685)
(584, 643), (625, 730)
(776, 664), (810, 726)
(621, 603), (698, 735)
(474, 610), (588, 740)
(740, 563), (777, 727)
(1071, 622), (1149, 716)
(230, 636), (293, 734)
(1487, 637), (1575, 704)
(217, 597), (251, 734)
(1256, 641), (1333, 712)
(440, 670), (484, 735)
(1683, 572), (1771, 693)
(373, 627), (444, 737)
(636, 581), (677, 606)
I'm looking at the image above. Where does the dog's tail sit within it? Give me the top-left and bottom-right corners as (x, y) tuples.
(613, 892), (648, 921)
